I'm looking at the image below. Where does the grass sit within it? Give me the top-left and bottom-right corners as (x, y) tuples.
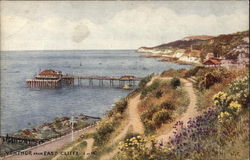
(87, 143), (117, 160)
(139, 79), (190, 134)
(40, 67), (249, 160)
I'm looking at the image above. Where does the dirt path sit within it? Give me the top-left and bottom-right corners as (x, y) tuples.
(112, 123), (131, 144)
(100, 76), (198, 160)
(157, 78), (198, 144)
(100, 93), (144, 160)
(2, 126), (96, 160)
(128, 94), (144, 134)
(84, 138), (94, 159)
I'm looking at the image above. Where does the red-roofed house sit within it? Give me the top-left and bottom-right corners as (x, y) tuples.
(203, 59), (221, 67)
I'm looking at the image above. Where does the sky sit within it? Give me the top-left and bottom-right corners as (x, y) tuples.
(1, 1), (249, 51)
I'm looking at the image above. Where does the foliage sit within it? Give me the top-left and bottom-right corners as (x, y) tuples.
(155, 90), (163, 99)
(152, 109), (171, 128)
(213, 91), (233, 109)
(108, 98), (128, 116)
(160, 101), (176, 110)
(227, 75), (249, 107)
(166, 108), (249, 160)
(141, 101), (175, 133)
(198, 30), (249, 58)
(117, 136), (167, 160)
(195, 67), (231, 90)
(138, 74), (154, 90)
(170, 77), (181, 88)
(94, 119), (118, 145)
(140, 79), (161, 99)
(184, 66), (204, 78)
(160, 69), (177, 77)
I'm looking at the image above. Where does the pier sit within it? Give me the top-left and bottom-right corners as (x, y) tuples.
(26, 70), (143, 88)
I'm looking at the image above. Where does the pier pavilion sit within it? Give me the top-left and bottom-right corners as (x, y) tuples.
(26, 69), (143, 88)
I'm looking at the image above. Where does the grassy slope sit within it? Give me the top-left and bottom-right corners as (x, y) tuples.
(48, 66), (249, 160)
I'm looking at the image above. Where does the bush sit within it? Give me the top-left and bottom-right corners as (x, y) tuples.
(155, 90), (163, 99)
(203, 72), (219, 89)
(140, 80), (161, 99)
(160, 101), (175, 110)
(94, 120), (118, 145)
(152, 109), (171, 127)
(184, 66), (204, 78)
(138, 74), (154, 90)
(227, 75), (249, 107)
(123, 132), (141, 141)
(170, 77), (181, 88)
(114, 98), (128, 114)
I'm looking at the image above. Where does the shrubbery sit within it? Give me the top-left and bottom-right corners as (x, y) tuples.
(152, 109), (171, 128)
(140, 80), (161, 99)
(141, 101), (175, 133)
(195, 67), (231, 90)
(94, 119), (118, 145)
(184, 66), (204, 78)
(116, 69), (249, 160)
(227, 75), (249, 106)
(118, 136), (163, 160)
(138, 74), (154, 90)
(170, 77), (181, 88)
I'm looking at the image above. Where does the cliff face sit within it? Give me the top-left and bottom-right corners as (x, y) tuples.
(137, 30), (249, 63)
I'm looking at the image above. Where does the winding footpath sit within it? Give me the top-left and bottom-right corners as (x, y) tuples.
(1, 76), (198, 160)
(100, 93), (144, 160)
(157, 78), (198, 144)
(101, 76), (198, 160)
(84, 138), (94, 159)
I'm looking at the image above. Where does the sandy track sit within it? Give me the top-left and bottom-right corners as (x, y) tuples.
(84, 138), (94, 159)
(101, 77), (198, 160)
(128, 94), (144, 135)
(157, 78), (198, 144)
(100, 93), (144, 160)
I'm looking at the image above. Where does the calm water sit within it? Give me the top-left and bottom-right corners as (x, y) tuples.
(0, 50), (190, 135)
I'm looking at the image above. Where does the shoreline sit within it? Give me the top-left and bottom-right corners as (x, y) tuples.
(140, 55), (198, 65)
(0, 114), (99, 156)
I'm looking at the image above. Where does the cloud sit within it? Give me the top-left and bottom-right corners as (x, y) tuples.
(72, 23), (90, 43)
(1, 3), (249, 51)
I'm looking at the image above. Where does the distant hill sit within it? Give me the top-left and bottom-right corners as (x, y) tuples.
(182, 35), (215, 41)
(138, 30), (249, 62)
(198, 30), (249, 59)
(139, 35), (215, 51)
(153, 39), (203, 50)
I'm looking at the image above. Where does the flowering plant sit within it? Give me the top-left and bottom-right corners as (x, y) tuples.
(228, 75), (249, 106)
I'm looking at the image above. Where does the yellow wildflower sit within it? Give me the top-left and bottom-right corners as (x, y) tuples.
(228, 101), (242, 114)
(218, 111), (232, 123)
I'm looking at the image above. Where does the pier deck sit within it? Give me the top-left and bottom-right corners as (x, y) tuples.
(26, 72), (143, 88)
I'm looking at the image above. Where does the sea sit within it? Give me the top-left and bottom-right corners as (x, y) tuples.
(0, 50), (190, 135)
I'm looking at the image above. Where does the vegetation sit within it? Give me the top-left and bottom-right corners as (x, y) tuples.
(138, 73), (154, 90)
(108, 98), (128, 117)
(43, 64), (249, 160)
(199, 30), (249, 59)
(170, 77), (181, 88)
(140, 79), (161, 99)
(139, 79), (189, 134)
(115, 68), (249, 160)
